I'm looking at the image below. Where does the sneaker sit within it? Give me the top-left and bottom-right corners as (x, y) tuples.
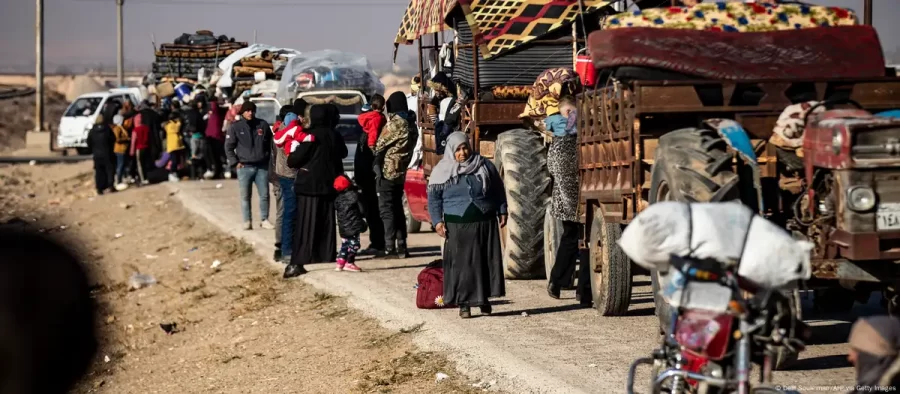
(343, 262), (362, 272)
(259, 220), (275, 230)
(243, 222), (252, 230)
(168, 173), (180, 183)
(224, 171), (232, 179)
(114, 183), (129, 191)
(203, 170), (214, 180)
(335, 258), (346, 271)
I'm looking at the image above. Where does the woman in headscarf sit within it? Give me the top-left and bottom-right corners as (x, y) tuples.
(848, 316), (900, 392)
(283, 104), (347, 278)
(427, 132), (507, 319)
(374, 92), (417, 259)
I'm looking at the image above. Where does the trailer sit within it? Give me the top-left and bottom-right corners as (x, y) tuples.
(575, 0), (900, 328)
(394, 0), (616, 279)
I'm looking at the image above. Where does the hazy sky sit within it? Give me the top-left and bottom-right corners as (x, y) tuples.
(1, 0), (899, 70)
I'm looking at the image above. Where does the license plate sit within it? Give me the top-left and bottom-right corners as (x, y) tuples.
(877, 203), (900, 231)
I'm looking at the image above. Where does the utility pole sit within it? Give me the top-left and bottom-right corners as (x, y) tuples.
(35, 0), (44, 133)
(117, 0), (124, 87)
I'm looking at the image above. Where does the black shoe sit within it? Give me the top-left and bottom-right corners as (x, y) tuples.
(397, 242), (410, 259)
(547, 282), (561, 300)
(459, 306), (472, 319)
(283, 264), (308, 278)
(480, 304), (492, 316)
(361, 245), (385, 256)
(381, 248), (400, 260)
(273, 248), (283, 262)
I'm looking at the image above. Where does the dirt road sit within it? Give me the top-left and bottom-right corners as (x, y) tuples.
(0, 162), (483, 394)
(0, 161), (868, 394)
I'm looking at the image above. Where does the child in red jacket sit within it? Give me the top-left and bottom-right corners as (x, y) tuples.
(273, 99), (314, 155)
(358, 94), (386, 149)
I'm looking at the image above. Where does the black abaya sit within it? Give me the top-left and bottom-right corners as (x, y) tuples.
(290, 194), (337, 266)
(443, 219), (505, 306)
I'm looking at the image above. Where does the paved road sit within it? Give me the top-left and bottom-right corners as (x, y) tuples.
(172, 180), (866, 394)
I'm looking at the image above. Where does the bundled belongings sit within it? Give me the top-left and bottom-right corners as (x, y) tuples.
(276, 50), (384, 101)
(231, 50), (295, 98)
(215, 44), (303, 98)
(152, 30), (248, 82)
(617, 201), (814, 290)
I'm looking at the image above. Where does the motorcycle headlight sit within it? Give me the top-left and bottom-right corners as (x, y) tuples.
(847, 186), (876, 212)
(832, 130), (844, 155)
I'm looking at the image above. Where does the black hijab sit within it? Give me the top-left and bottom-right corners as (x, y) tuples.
(386, 91), (409, 114)
(307, 104), (332, 131)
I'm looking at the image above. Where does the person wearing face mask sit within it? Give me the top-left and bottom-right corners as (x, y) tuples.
(847, 316), (900, 393)
(427, 132), (508, 319)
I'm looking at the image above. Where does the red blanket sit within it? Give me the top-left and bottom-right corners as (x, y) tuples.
(587, 26), (886, 80)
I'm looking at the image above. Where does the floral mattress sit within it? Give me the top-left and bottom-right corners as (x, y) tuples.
(602, 2), (857, 32)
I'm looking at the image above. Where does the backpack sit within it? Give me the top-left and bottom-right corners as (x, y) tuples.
(416, 260), (454, 309)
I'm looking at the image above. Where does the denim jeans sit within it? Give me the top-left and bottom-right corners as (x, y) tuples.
(237, 164), (270, 223)
(278, 177), (297, 259)
(115, 153), (127, 184)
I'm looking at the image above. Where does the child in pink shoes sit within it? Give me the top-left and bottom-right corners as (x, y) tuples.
(333, 175), (367, 272)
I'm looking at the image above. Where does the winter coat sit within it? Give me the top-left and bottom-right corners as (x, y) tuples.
(224, 117), (273, 167)
(132, 124), (150, 151)
(287, 105), (347, 196)
(375, 112), (415, 182)
(112, 124), (130, 154)
(205, 104), (226, 140)
(335, 188), (368, 238)
(87, 124), (115, 160)
(358, 110), (386, 148)
(165, 120), (185, 153)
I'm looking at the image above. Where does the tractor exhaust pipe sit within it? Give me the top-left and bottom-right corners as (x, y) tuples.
(864, 0), (873, 26)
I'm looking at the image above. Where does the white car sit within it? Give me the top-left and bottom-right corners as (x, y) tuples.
(58, 88), (143, 154)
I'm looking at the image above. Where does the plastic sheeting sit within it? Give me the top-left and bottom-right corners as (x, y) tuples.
(216, 44), (303, 88)
(276, 50), (384, 102)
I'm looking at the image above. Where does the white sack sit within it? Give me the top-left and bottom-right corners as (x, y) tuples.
(738, 216), (814, 289)
(617, 201), (813, 290)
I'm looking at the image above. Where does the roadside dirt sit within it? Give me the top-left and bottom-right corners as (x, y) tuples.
(0, 161), (486, 394)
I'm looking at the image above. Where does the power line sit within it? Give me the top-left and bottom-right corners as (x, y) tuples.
(73, 0), (408, 6)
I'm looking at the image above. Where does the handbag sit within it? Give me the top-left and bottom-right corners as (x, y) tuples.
(416, 260), (454, 309)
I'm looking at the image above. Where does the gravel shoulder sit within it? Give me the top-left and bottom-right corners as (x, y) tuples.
(0, 161), (866, 394)
(0, 161), (484, 394)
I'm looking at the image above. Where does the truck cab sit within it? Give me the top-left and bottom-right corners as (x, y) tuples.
(58, 87), (143, 155)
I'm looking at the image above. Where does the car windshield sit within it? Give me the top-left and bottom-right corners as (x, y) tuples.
(64, 97), (103, 117)
(299, 93), (364, 115)
(253, 100), (279, 125)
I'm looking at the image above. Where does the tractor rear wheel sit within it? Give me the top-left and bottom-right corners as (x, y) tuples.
(496, 129), (551, 279)
(648, 127), (740, 330)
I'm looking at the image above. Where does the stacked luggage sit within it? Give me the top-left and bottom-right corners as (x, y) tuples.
(152, 30), (248, 82)
(231, 50), (292, 98)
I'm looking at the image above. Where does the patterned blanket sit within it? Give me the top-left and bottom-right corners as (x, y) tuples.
(587, 25), (886, 80)
(602, 2), (857, 32)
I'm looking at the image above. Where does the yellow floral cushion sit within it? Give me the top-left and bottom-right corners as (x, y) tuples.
(602, 2), (857, 32)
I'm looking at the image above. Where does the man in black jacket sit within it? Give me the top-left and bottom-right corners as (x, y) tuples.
(225, 101), (275, 231)
(87, 115), (116, 195)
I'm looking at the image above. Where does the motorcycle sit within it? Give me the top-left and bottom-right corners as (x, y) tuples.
(626, 255), (811, 394)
